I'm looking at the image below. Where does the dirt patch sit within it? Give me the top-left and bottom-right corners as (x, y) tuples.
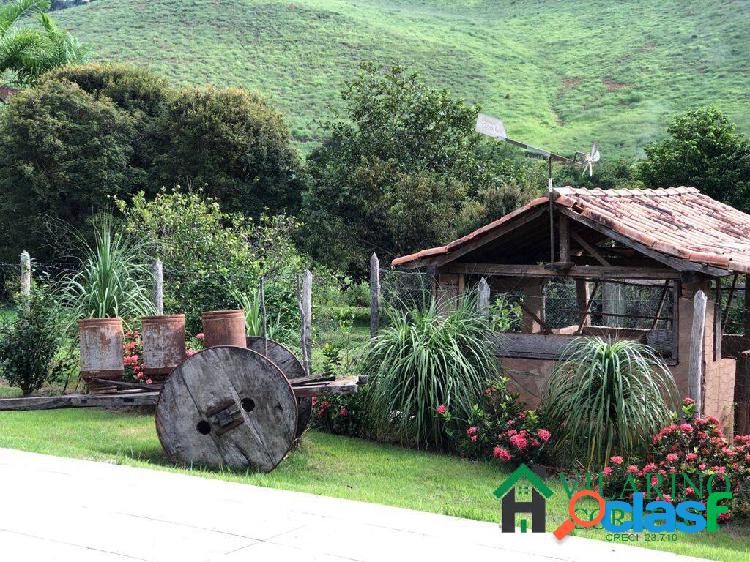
(561, 77), (582, 90)
(603, 79), (627, 91)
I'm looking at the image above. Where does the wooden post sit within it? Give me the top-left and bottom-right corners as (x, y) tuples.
(478, 277), (491, 319)
(20, 251), (31, 297)
(688, 289), (707, 413)
(153, 259), (164, 315)
(370, 253), (380, 339)
(299, 270), (313, 376)
(559, 215), (570, 263)
(260, 275), (268, 353)
(744, 274), (750, 337)
(575, 279), (590, 327)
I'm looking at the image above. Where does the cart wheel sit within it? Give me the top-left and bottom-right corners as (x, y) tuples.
(155, 346), (297, 472)
(246, 336), (312, 437)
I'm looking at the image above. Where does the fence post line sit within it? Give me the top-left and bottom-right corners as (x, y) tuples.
(299, 270), (313, 376)
(370, 253), (380, 339)
(260, 275), (268, 355)
(688, 289), (707, 414)
(153, 259), (164, 315)
(478, 277), (490, 319)
(20, 251), (31, 297)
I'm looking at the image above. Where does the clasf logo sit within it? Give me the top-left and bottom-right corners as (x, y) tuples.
(495, 464), (733, 540)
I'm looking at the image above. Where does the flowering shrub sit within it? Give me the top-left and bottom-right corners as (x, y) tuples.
(123, 330), (152, 384)
(186, 332), (205, 358)
(600, 398), (750, 520)
(310, 386), (370, 438)
(438, 377), (554, 465)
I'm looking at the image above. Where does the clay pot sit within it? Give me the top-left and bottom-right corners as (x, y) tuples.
(78, 318), (124, 382)
(201, 310), (247, 348)
(142, 314), (186, 380)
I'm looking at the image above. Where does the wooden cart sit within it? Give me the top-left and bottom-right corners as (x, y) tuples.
(0, 342), (365, 473)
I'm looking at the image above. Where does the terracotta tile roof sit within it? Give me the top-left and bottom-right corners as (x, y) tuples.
(392, 187), (750, 273)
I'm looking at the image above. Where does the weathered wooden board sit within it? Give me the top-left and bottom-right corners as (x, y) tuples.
(0, 391), (159, 411)
(155, 346), (297, 472)
(246, 336), (312, 437)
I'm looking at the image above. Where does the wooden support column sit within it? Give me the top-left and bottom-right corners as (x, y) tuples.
(153, 259), (164, 315)
(299, 270), (313, 376)
(520, 278), (544, 333)
(575, 280), (590, 327)
(559, 215), (570, 263)
(744, 274), (750, 337)
(20, 251), (31, 297)
(478, 277), (490, 319)
(688, 289), (707, 413)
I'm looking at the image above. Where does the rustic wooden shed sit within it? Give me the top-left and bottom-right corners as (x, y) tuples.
(393, 187), (750, 434)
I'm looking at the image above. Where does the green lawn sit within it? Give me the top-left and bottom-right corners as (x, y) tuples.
(0, 409), (747, 561)
(52, 0), (750, 157)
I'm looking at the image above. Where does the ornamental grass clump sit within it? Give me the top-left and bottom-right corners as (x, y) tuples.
(64, 219), (153, 320)
(365, 297), (497, 448)
(542, 337), (677, 469)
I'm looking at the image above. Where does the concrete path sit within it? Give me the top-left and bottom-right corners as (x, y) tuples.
(0, 448), (707, 562)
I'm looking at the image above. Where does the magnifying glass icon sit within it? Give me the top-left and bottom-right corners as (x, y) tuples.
(553, 490), (606, 540)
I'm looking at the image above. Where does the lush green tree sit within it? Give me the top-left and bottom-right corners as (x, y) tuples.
(0, 0), (87, 85)
(639, 106), (750, 210)
(153, 86), (306, 216)
(0, 79), (138, 259)
(117, 190), (304, 335)
(303, 63), (531, 274)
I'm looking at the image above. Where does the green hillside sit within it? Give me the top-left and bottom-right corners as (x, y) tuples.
(54, 0), (750, 156)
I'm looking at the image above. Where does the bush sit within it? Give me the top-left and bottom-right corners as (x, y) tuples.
(438, 377), (553, 466)
(0, 78), (139, 261)
(153, 86), (306, 217)
(0, 288), (70, 395)
(365, 297), (497, 448)
(542, 337), (678, 468)
(117, 190), (303, 335)
(600, 398), (750, 521)
(310, 386), (371, 438)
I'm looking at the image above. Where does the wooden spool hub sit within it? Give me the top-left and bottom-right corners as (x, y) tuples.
(246, 336), (312, 437)
(155, 346), (297, 472)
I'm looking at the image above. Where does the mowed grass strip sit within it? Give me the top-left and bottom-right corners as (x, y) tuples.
(0, 409), (747, 561)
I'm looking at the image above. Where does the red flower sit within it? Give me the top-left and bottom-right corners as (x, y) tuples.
(666, 453), (678, 462)
(685, 487), (695, 496)
(537, 429), (551, 443)
(146, 378), (153, 385)
(436, 404), (447, 415)
(626, 465), (639, 474)
(610, 456), (624, 465)
(466, 426), (478, 436)
(510, 433), (528, 450)
(603, 466), (613, 477)
(470, 435), (478, 442)
(339, 407), (349, 417)
(686, 452), (698, 461)
(195, 333), (205, 340)
(493, 447), (511, 461)
(683, 397), (695, 406)
(679, 423), (694, 432)
(186, 349), (197, 358)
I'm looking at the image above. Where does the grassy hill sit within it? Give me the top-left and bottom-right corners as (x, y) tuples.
(53, 0), (750, 156)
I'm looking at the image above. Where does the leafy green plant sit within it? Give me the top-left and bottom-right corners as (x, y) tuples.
(63, 218), (153, 320)
(365, 297), (497, 448)
(234, 287), (281, 340)
(541, 337), (678, 468)
(0, 288), (70, 395)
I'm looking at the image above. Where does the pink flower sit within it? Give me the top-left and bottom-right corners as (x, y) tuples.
(493, 447), (511, 461)
(145, 378), (153, 385)
(518, 412), (527, 420)
(603, 466), (613, 477)
(470, 435), (478, 442)
(718, 512), (731, 523)
(683, 397), (695, 406)
(686, 452), (698, 461)
(699, 463), (707, 470)
(339, 407), (348, 417)
(642, 463), (658, 474)
(697, 431), (708, 439)
(685, 487), (695, 496)
(626, 465), (639, 474)
(311, 396), (317, 407)
(679, 424), (694, 432)
(466, 426), (478, 436)
(436, 404), (447, 415)
(610, 456), (624, 465)
(510, 433), (528, 450)
(666, 453), (679, 462)
(195, 333), (205, 340)
(537, 429), (551, 443)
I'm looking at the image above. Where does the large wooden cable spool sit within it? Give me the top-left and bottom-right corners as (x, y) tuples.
(155, 346), (297, 472)
(246, 336), (312, 437)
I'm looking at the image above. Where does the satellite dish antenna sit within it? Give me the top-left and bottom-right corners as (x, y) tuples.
(578, 143), (601, 177)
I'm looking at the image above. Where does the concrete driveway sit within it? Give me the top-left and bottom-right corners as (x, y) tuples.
(0, 448), (707, 561)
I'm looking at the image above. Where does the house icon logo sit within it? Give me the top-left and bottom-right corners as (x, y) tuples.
(494, 464), (553, 533)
